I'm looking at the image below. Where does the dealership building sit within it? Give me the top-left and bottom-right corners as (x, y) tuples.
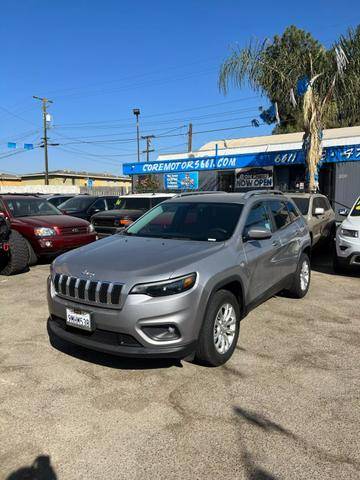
(123, 125), (360, 216)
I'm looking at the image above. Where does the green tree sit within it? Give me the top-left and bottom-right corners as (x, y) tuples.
(219, 25), (360, 191)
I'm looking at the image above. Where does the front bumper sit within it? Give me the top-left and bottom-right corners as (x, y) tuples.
(48, 316), (196, 358)
(47, 277), (202, 358)
(336, 233), (360, 266)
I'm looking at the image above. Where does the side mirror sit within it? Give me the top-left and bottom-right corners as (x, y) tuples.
(314, 207), (325, 216)
(89, 208), (100, 215)
(338, 208), (349, 216)
(246, 227), (272, 241)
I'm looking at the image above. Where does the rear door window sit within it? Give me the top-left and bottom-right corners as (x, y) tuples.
(286, 201), (300, 222)
(312, 197), (322, 214)
(269, 200), (291, 230)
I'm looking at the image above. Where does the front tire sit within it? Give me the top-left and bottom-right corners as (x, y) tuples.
(195, 290), (240, 367)
(0, 230), (29, 275)
(25, 238), (38, 266)
(287, 253), (311, 298)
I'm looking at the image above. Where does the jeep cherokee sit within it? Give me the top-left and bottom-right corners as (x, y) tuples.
(47, 191), (311, 366)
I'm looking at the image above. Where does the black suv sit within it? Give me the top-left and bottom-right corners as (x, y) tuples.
(59, 195), (118, 221)
(91, 193), (174, 236)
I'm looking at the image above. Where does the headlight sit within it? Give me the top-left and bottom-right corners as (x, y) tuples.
(50, 277), (57, 298)
(340, 228), (358, 238)
(34, 227), (56, 237)
(88, 224), (95, 233)
(130, 273), (197, 297)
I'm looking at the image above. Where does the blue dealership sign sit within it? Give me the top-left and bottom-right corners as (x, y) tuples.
(164, 172), (199, 190)
(123, 143), (360, 176)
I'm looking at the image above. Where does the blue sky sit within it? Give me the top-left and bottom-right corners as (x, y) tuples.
(0, 0), (358, 176)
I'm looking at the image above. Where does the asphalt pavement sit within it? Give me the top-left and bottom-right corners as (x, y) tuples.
(0, 254), (359, 480)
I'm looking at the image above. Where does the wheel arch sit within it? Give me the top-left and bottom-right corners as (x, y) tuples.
(207, 275), (246, 318)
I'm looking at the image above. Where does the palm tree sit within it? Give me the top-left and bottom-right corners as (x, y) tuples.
(219, 25), (360, 192)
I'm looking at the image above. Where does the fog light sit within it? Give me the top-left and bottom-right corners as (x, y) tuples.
(142, 325), (180, 341)
(39, 239), (53, 248)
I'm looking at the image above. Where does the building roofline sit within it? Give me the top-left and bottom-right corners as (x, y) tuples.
(20, 170), (131, 181)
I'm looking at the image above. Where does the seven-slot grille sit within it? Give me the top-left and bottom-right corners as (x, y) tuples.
(53, 273), (122, 305)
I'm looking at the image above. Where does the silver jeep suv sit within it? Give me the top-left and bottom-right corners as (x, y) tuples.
(47, 191), (311, 366)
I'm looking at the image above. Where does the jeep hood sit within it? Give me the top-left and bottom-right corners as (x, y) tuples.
(342, 216), (360, 229)
(53, 234), (224, 284)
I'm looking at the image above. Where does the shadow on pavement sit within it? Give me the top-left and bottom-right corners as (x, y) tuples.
(233, 405), (360, 476)
(6, 455), (57, 480)
(48, 329), (183, 370)
(310, 247), (360, 277)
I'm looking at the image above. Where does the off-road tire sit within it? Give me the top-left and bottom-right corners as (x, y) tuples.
(194, 289), (241, 367)
(0, 230), (29, 275)
(25, 238), (38, 266)
(287, 253), (311, 298)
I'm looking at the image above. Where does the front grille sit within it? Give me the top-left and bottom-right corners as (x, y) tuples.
(93, 218), (115, 227)
(58, 226), (88, 236)
(53, 273), (123, 306)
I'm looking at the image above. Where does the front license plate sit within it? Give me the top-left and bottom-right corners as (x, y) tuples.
(66, 308), (93, 331)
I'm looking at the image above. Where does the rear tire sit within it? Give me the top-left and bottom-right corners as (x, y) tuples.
(25, 238), (38, 266)
(194, 290), (240, 367)
(287, 253), (311, 298)
(0, 230), (29, 275)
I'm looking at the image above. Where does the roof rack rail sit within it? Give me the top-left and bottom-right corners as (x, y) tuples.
(243, 189), (285, 199)
(176, 191), (226, 198)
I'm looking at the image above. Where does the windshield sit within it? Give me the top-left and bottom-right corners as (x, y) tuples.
(59, 196), (95, 211)
(6, 197), (62, 217)
(113, 197), (150, 210)
(126, 202), (243, 242)
(291, 197), (309, 215)
(350, 197), (360, 217)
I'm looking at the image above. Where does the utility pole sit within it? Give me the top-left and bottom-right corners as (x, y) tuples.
(33, 96), (53, 185)
(187, 123), (193, 153)
(141, 135), (155, 162)
(133, 108), (141, 162)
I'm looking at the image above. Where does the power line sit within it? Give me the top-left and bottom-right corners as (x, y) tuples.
(53, 98), (261, 128)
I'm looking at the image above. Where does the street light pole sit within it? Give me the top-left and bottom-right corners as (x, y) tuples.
(133, 108), (141, 162)
(33, 96), (53, 185)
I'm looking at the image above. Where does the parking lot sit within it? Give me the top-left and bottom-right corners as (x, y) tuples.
(0, 254), (359, 480)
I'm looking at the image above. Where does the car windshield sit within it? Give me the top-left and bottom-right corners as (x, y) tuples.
(350, 197), (360, 217)
(113, 197), (150, 210)
(6, 197), (62, 217)
(291, 197), (309, 215)
(126, 201), (243, 242)
(59, 196), (95, 211)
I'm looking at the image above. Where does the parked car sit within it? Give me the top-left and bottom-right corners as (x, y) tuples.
(44, 194), (74, 208)
(288, 193), (335, 247)
(0, 195), (97, 266)
(47, 190), (311, 367)
(59, 195), (118, 221)
(333, 195), (360, 273)
(91, 193), (175, 236)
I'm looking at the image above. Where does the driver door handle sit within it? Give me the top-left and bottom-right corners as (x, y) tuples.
(272, 240), (280, 247)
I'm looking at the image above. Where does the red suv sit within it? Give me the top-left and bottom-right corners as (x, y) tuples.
(0, 195), (97, 265)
